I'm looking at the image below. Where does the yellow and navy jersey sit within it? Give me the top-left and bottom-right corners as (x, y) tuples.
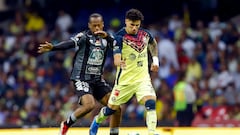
(113, 27), (154, 85)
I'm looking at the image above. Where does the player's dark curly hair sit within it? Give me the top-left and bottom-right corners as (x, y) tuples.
(125, 8), (144, 21)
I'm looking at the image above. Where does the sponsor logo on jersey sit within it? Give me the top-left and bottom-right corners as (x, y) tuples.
(88, 48), (104, 65)
(114, 89), (120, 96)
(86, 66), (101, 75)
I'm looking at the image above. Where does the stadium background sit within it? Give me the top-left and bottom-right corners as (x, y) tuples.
(1, 0), (240, 131)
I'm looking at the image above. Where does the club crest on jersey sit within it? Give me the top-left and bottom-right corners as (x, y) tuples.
(87, 48), (104, 65)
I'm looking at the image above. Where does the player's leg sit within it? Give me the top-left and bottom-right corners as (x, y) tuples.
(90, 104), (118, 135)
(136, 81), (157, 135)
(142, 96), (157, 135)
(90, 83), (133, 135)
(99, 92), (122, 135)
(90, 80), (122, 135)
(59, 80), (95, 135)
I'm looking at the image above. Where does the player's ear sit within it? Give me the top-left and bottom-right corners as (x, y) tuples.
(88, 22), (91, 28)
(125, 19), (128, 25)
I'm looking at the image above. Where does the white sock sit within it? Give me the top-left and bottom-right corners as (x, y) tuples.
(146, 110), (157, 134)
(69, 113), (77, 122)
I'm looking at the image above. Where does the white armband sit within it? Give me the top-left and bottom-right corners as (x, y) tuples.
(152, 56), (159, 66)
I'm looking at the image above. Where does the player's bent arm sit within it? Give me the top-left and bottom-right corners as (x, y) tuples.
(148, 39), (159, 66)
(52, 40), (75, 51)
(148, 38), (158, 57)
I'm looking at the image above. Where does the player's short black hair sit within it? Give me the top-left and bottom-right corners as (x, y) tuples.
(125, 8), (144, 21)
(89, 13), (103, 22)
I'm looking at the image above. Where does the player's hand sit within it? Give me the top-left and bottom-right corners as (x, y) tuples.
(38, 41), (53, 53)
(94, 31), (108, 38)
(150, 64), (159, 72)
(120, 58), (126, 70)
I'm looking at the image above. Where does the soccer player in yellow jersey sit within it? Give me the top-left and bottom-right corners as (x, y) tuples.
(89, 8), (159, 135)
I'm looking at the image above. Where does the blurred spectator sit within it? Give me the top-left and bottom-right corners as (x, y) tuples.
(55, 10), (73, 33)
(186, 57), (202, 82)
(178, 30), (196, 59)
(14, 85), (28, 108)
(208, 15), (224, 41)
(220, 21), (239, 45)
(168, 14), (183, 33)
(25, 11), (45, 33)
(8, 11), (25, 36)
(173, 71), (196, 126)
(4, 89), (16, 110)
(25, 89), (41, 113)
(191, 20), (207, 41)
(158, 57), (171, 80)
(158, 36), (179, 70)
(165, 64), (178, 89)
(156, 80), (175, 121)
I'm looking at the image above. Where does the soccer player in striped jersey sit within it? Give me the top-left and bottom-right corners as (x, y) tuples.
(38, 13), (121, 135)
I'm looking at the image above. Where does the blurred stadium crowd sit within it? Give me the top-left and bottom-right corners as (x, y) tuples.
(1, 0), (240, 128)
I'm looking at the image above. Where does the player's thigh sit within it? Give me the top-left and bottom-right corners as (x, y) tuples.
(135, 81), (156, 104)
(92, 79), (112, 102)
(108, 84), (136, 106)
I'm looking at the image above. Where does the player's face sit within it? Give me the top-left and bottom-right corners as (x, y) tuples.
(125, 19), (141, 35)
(88, 17), (104, 33)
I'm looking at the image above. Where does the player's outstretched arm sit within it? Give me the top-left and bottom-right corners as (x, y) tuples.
(38, 40), (76, 53)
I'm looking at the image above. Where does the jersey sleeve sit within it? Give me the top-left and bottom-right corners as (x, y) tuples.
(70, 32), (86, 47)
(113, 35), (122, 55)
(144, 29), (154, 44)
(105, 32), (116, 49)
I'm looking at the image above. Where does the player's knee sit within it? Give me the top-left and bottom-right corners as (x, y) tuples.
(145, 99), (156, 110)
(103, 106), (116, 116)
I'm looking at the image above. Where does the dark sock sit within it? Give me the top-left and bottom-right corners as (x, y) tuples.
(110, 133), (118, 135)
(110, 127), (119, 135)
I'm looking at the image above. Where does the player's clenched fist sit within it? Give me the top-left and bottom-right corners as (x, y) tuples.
(38, 41), (53, 53)
(94, 30), (108, 38)
(150, 64), (159, 72)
